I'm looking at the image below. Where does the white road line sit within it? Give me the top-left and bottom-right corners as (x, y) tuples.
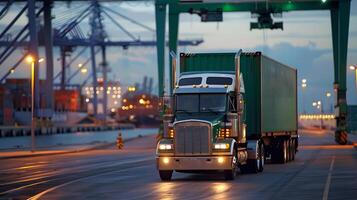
(322, 156), (335, 200)
(27, 158), (151, 200)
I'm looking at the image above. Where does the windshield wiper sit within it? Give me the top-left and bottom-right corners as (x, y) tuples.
(176, 109), (193, 115)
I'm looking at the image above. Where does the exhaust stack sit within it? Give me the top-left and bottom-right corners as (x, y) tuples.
(235, 49), (246, 143)
(235, 49), (242, 97)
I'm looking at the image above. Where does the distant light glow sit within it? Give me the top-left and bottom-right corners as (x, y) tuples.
(81, 68), (88, 74)
(26, 55), (34, 63)
(299, 114), (335, 120)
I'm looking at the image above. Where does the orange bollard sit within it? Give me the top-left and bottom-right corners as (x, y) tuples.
(117, 132), (124, 149)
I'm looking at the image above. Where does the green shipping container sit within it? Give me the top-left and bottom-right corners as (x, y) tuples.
(180, 52), (297, 138)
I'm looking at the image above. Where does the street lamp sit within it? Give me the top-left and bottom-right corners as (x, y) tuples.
(312, 100), (324, 129)
(26, 55), (36, 152)
(301, 79), (307, 114)
(326, 92), (332, 113)
(349, 65), (357, 89)
(81, 68), (88, 74)
(312, 101), (317, 107)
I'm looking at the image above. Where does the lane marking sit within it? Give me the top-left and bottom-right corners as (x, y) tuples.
(27, 158), (152, 200)
(322, 156), (335, 200)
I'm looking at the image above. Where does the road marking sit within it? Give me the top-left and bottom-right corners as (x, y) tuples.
(322, 156), (335, 200)
(27, 158), (152, 200)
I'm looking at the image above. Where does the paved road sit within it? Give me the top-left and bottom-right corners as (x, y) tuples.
(0, 130), (356, 200)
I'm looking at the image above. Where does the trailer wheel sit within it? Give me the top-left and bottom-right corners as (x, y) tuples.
(159, 170), (173, 181)
(273, 139), (287, 164)
(287, 139), (291, 162)
(283, 140), (288, 163)
(291, 139), (295, 161)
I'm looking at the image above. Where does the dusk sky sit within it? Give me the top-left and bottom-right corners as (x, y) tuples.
(1, 1), (357, 113)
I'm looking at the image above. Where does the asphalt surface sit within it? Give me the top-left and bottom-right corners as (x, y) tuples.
(0, 130), (356, 200)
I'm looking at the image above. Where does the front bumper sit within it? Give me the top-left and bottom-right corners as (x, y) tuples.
(156, 156), (233, 171)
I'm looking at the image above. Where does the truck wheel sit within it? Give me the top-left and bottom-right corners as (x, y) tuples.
(291, 139), (295, 161)
(274, 139), (287, 164)
(287, 139), (291, 162)
(159, 170), (173, 181)
(246, 155), (260, 173)
(224, 149), (238, 180)
(258, 143), (264, 172)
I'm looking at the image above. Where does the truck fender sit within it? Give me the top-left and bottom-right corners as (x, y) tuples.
(247, 140), (259, 160)
(229, 138), (238, 155)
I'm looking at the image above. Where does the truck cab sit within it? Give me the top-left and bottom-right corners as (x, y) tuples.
(156, 72), (253, 181)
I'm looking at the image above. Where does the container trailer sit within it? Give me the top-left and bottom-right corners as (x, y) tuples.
(156, 50), (298, 180)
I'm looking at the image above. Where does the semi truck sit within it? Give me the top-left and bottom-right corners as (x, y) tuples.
(156, 50), (298, 181)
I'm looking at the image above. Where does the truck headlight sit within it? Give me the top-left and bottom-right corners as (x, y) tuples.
(159, 144), (173, 150)
(213, 143), (230, 150)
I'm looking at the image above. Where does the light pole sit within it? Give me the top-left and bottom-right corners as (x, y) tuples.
(26, 55), (35, 152)
(312, 100), (324, 129)
(301, 79), (307, 114)
(349, 65), (357, 89)
(326, 92), (332, 113)
(26, 56), (44, 152)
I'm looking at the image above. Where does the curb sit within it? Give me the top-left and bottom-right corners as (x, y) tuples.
(0, 135), (148, 160)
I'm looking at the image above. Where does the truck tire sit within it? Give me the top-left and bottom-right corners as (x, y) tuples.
(287, 139), (291, 162)
(258, 143), (264, 172)
(291, 139), (295, 161)
(224, 149), (238, 180)
(245, 143), (263, 173)
(273, 139), (287, 164)
(283, 140), (288, 163)
(159, 170), (173, 181)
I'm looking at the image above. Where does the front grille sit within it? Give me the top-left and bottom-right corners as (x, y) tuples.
(174, 121), (211, 155)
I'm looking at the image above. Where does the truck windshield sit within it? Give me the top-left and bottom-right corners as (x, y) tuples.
(176, 94), (226, 114)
